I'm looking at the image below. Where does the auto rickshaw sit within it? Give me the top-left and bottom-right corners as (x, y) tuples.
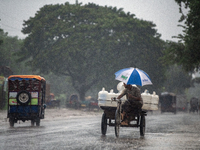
(7, 75), (46, 127)
(159, 92), (176, 114)
(189, 97), (199, 113)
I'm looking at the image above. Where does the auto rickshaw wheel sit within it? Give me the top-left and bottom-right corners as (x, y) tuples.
(9, 118), (14, 127)
(140, 115), (145, 136)
(31, 120), (35, 126)
(36, 118), (40, 126)
(115, 108), (121, 138)
(101, 113), (107, 135)
(16, 90), (31, 105)
(174, 110), (177, 114)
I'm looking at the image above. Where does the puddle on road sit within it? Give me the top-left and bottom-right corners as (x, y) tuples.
(141, 132), (200, 150)
(98, 131), (200, 150)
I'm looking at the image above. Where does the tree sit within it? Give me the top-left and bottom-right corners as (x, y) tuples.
(0, 28), (3, 46)
(0, 29), (23, 72)
(19, 2), (165, 100)
(0, 19), (4, 45)
(163, 0), (200, 72)
(163, 65), (192, 94)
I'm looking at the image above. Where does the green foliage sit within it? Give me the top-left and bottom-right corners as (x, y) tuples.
(43, 72), (76, 97)
(0, 29), (9, 66)
(186, 83), (200, 100)
(164, 0), (200, 72)
(0, 28), (32, 75)
(0, 28), (3, 45)
(163, 65), (192, 94)
(19, 2), (165, 100)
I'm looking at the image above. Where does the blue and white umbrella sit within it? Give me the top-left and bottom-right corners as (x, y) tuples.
(115, 67), (152, 86)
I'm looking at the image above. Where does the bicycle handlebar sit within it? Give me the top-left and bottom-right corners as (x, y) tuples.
(111, 97), (122, 103)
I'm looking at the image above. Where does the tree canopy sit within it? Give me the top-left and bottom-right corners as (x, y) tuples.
(0, 29), (24, 74)
(19, 2), (165, 100)
(163, 0), (200, 72)
(0, 28), (3, 46)
(163, 65), (192, 94)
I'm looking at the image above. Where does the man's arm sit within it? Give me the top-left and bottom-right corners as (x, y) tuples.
(117, 89), (127, 99)
(117, 94), (123, 99)
(128, 93), (142, 101)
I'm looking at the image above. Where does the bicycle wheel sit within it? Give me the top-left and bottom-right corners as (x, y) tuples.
(140, 115), (145, 136)
(115, 108), (121, 138)
(101, 113), (107, 135)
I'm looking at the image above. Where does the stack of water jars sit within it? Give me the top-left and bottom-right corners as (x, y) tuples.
(98, 82), (126, 107)
(98, 82), (159, 110)
(141, 90), (159, 110)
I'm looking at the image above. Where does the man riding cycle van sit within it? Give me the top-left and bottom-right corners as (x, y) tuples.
(117, 83), (143, 125)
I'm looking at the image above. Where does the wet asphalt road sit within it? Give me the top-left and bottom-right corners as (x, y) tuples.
(0, 110), (200, 150)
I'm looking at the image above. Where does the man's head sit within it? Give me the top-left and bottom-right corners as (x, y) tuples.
(123, 83), (132, 89)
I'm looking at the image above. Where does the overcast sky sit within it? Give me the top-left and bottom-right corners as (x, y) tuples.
(0, 0), (184, 41)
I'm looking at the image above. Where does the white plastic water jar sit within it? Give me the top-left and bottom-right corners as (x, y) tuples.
(151, 91), (159, 105)
(141, 89), (152, 104)
(98, 87), (108, 100)
(107, 89), (116, 100)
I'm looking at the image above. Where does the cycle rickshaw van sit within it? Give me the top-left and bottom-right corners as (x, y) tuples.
(7, 75), (46, 127)
(99, 68), (155, 137)
(98, 86), (150, 138)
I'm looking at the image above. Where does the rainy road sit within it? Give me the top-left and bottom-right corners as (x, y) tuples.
(0, 109), (200, 150)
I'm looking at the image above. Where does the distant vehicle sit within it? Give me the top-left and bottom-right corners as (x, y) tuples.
(159, 92), (176, 114)
(176, 94), (188, 112)
(80, 100), (89, 108)
(80, 96), (99, 110)
(88, 98), (99, 110)
(7, 75), (46, 127)
(66, 94), (81, 109)
(189, 97), (199, 113)
(0, 76), (7, 109)
(46, 93), (60, 108)
(66, 95), (98, 110)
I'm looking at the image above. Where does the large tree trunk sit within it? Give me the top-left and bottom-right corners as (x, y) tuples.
(78, 88), (86, 101)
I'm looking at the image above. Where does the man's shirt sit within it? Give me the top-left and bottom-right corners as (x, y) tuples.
(120, 86), (141, 101)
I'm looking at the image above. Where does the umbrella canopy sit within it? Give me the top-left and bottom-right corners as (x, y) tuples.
(115, 67), (152, 86)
